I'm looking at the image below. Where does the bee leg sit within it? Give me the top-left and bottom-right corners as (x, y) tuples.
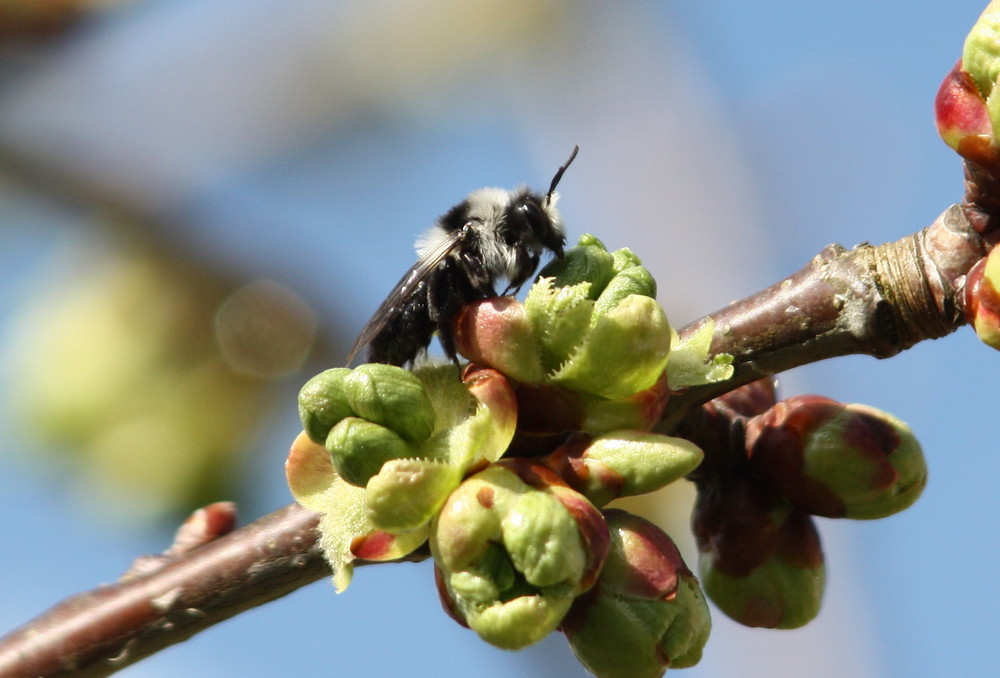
(429, 263), (481, 366)
(502, 250), (540, 296)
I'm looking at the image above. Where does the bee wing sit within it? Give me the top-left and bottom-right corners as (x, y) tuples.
(345, 226), (468, 365)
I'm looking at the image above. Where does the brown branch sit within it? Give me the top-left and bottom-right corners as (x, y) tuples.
(661, 203), (987, 426)
(0, 203), (992, 677)
(0, 503), (328, 678)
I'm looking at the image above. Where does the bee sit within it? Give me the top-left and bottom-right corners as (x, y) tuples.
(347, 146), (579, 367)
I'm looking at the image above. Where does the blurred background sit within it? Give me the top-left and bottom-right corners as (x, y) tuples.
(0, 1), (993, 676)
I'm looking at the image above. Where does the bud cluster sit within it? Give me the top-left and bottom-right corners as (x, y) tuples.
(288, 232), (928, 676)
(286, 236), (730, 677)
(456, 235), (730, 444)
(690, 385), (927, 629)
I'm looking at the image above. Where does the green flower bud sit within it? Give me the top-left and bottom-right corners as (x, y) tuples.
(698, 539), (823, 632)
(966, 250), (1000, 350)
(693, 475), (824, 629)
(963, 1), (1000, 102)
(545, 431), (703, 507)
(610, 246), (643, 273)
(747, 395), (927, 519)
(326, 416), (416, 487)
(577, 376), (670, 433)
(344, 363), (436, 443)
(457, 235), (678, 407)
(288, 364), (518, 592)
(525, 278), (596, 375)
(285, 431), (429, 591)
(563, 510), (711, 678)
(502, 489), (589, 587)
(551, 294), (671, 400)
(538, 233), (616, 297)
(592, 265), (657, 319)
(365, 458), (462, 532)
(298, 368), (354, 443)
(462, 587), (577, 650)
(431, 462), (609, 650)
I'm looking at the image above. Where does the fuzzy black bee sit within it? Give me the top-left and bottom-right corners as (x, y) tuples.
(347, 146), (579, 367)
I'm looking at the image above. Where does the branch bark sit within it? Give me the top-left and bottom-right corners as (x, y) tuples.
(661, 203), (987, 425)
(0, 504), (327, 678)
(0, 203), (991, 677)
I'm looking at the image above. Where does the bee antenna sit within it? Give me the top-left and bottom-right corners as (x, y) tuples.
(546, 145), (579, 205)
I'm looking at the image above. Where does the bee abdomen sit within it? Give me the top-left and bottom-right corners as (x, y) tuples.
(366, 288), (435, 366)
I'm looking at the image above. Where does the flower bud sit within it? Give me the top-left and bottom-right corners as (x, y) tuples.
(562, 510), (711, 678)
(298, 368), (354, 443)
(525, 277), (597, 374)
(455, 297), (546, 383)
(538, 233), (616, 295)
(365, 458), (462, 532)
(326, 416), (417, 487)
(713, 377), (778, 417)
(551, 294), (671, 400)
(746, 395), (927, 519)
(344, 363), (436, 443)
(964, 2), (1000, 104)
(965, 250), (1000, 350)
(936, 2), (1000, 171)
(693, 475), (825, 629)
(458, 235), (682, 404)
(592, 265), (657, 319)
(936, 61), (994, 160)
(578, 374), (671, 433)
(610, 246), (643, 272)
(545, 431), (703, 507)
(431, 462), (609, 650)
(285, 431), (428, 591)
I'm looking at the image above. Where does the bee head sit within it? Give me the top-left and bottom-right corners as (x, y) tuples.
(515, 193), (565, 258)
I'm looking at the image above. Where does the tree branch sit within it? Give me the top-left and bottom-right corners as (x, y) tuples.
(661, 203), (987, 425)
(0, 202), (991, 677)
(0, 504), (327, 678)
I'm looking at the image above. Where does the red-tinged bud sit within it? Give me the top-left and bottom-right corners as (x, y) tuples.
(935, 60), (998, 172)
(965, 250), (1000, 349)
(936, 2), (1000, 174)
(455, 296), (546, 383)
(508, 375), (671, 455)
(562, 510), (711, 678)
(746, 395), (927, 519)
(713, 377), (778, 417)
(499, 458), (611, 592)
(596, 509), (692, 599)
(693, 475), (825, 629)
